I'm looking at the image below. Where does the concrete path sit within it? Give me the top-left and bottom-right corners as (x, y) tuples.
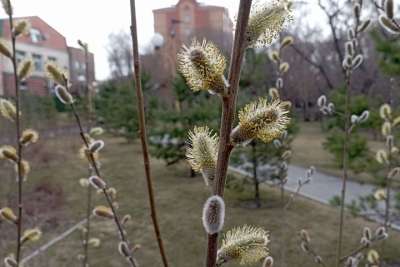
(229, 164), (400, 230)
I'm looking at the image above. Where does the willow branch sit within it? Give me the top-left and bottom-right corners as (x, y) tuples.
(206, 1), (253, 267)
(69, 103), (138, 267)
(129, 1), (169, 267)
(7, 11), (24, 264)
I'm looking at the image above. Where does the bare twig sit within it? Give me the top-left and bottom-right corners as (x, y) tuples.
(79, 41), (93, 267)
(336, 7), (362, 267)
(68, 103), (139, 267)
(129, 1), (169, 267)
(206, 1), (253, 267)
(290, 44), (334, 90)
(7, 10), (24, 264)
(21, 218), (89, 264)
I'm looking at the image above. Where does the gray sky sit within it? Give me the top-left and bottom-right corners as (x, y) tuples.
(2, 0), (324, 80)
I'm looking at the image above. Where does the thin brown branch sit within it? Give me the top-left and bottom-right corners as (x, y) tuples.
(336, 11), (361, 267)
(7, 11), (24, 264)
(206, 1), (253, 267)
(290, 44), (334, 90)
(80, 42), (93, 267)
(129, 1), (169, 267)
(69, 104), (139, 267)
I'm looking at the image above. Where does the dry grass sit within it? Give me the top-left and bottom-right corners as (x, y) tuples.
(292, 122), (382, 185)
(0, 134), (399, 267)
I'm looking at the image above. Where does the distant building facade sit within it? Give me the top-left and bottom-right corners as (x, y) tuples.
(144, 0), (233, 104)
(0, 16), (95, 97)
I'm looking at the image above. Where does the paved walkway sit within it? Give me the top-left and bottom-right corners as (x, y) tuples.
(229, 165), (400, 230)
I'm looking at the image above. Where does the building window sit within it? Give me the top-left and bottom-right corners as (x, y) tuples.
(30, 28), (44, 43)
(16, 50), (26, 64)
(48, 56), (57, 62)
(20, 80), (27, 90)
(32, 54), (43, 71)
(74, 61), (80, 70)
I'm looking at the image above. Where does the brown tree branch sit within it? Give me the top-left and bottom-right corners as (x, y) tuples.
(206, 1), (253, 267)
(129, 1), (169, 267)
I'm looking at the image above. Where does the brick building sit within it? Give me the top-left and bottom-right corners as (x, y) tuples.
(0, 16), (95, 97)
(143, 0), (233, 104)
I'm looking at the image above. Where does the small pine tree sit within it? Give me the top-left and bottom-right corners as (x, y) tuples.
(149, 74), (220, 173)
(95, 74), (152, 139)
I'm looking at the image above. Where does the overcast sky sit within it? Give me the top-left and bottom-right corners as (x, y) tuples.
(1, 0), (324, 80)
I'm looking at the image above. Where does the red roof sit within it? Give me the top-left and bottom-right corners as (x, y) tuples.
(0, 16), (67, 51)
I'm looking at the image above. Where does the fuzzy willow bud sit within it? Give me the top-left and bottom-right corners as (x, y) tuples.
(388, 167), (400, 179)
(202, 195), (225, 234)
(385, 0), (394, 19)
(345, 41), (354, 56)
(375, 226), (388, 240)
(357, 20), (370, 33)
(0, 207), (17, 223)
(45, 62), (68, 85)
(55, 85), (74, 104)
(317, 95), (327, 108)
(231, 98), (290, 145)
(269, 51), (280, 62)
(16, 160), (31, 181)
(20, 129), (39, 146)
(352, 55), (363, 70)
(353, 3), (361, 18)
(246, 1), (292, 47)
(280, 36), (294, 49)
(1, 0), (12, 15)
(89, 140), (105, 154)
(300, 229), (310, 242)
(358, 110), (369, 123)
(186, 126), (218, 186)
(93, 206), (114, 219)
(0, 40), (11, 59)
(269, 88), (280, 100)
(122, 214), (132, 225)
(279, 62), (289, 73)
(177, 39), (227, 94)
(4, 256), (18, 267)
(21, 228), (42, 244)
(217, 225), (270, 265)
(380, 104), (391, 120)
(379, 15), (400, 33)
(363, 227), (372, 240)
(263, 256), (274, 267)
(118, 241), (132, 258)
(90, 127), (105, 136)
(376, 150), (388, 165)
(0, 99), (17, 121)
(367, 249), (379, 264)
(13, 20), (30, 37)
(18, 58), (34, 81)
(382, 122), (391, 136)
(0, 145), (18, 162)
(89, 175), (107, 190)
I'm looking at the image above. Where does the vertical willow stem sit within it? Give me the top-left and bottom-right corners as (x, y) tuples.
(336, 71), (351, 267)
(251, 141), (260, 208)
(81, 43), (92, 267)
(69, 103), (138, 267)
(129, 1), (169, 267)
(206, 1), (252, 267)
(7, 12), (23, 264)
(384, 107), (393, 238)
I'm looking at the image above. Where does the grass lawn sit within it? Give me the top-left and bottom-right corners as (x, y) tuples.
(0, 135), (399, 267)
(292, 122), (383, 185)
